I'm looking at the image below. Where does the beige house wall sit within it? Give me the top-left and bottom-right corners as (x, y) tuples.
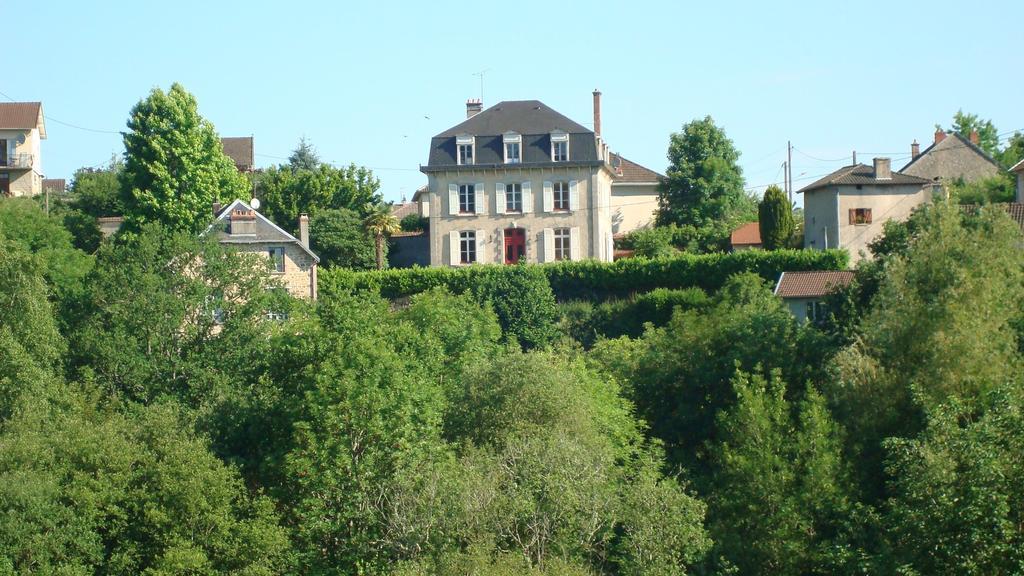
(0, 128), (43, 197)
(427, 165), (614, 266)
(610, 183), (658, 234)
(229, 242), (317, 300)
(804, 183), (930, 264)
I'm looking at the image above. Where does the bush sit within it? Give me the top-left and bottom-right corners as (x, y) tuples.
(400, 213), (428, 232)
(560, 288), (710, 347)
(319, 249), (848, 304)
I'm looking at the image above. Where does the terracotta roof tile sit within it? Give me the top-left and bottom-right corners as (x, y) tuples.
(960, 203), (1024, 230)
(391, 202), (420, 220)
(611, 153), (663, 183)
(42, 179), (66, 193)
(0, 102), (44, 133)
(730, 222), (761, 246)
(774, 270), (855, 299)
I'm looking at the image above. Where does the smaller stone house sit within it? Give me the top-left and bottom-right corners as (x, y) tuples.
(775, 270), (855, 323)
(210, 199), (319, 300)
(900, 129), (1001, 184)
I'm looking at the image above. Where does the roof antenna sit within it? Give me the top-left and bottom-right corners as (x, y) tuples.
(472, 69), (490, 103)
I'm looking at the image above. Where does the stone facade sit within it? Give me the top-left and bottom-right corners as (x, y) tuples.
(900, 131), (1001, 184)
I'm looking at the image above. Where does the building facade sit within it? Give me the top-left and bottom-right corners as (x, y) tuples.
(900, 129), (1001, 184)
(420, 94), (660, 267)
(0, 102), (46, 197)
(774, 270), (855, 323)
(800, 158), (932, 263)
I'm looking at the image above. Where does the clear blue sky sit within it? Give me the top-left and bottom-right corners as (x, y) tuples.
(8, 0), (1022, 207)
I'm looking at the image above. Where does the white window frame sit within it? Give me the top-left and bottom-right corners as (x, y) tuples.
(505, 182), (522, 213)
(503, 132), (522, 164)
(550, 131), (569, 162)
(553, 227), (571, 261)
(553, 181), (570, 211)
(456, 135), (475, 166)
(460, 230), (477, 264)
(268, 246), (285, 273)
(458, 183), (475, 214)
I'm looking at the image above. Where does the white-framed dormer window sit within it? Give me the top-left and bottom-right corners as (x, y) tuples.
(503, 132), (522, 164)
(551, 131), (569, 162)
(456, 135), (475, 165)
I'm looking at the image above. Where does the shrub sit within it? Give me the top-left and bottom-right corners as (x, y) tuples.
(400, 213), (428, 232)
(560, 288), (710, 347)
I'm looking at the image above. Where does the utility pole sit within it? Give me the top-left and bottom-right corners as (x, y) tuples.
(787, 140), (793, 204)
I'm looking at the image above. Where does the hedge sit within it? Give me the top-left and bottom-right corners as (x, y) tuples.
(319, 249), (848, 302)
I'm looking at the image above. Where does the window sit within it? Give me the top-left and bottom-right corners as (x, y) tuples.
(268, 247), (285, 272)
(459, 184), (475, 213)
(456, 135), (474, 165)
(554, 228), (571, 261)
(503, 133), (522, 164)
(505, 183), (522, 212)
(553, 181), (570, 211)
(266, 311), (289, 321)
(460, 231), (477, 264)
(551, 132), (569, 162)
(849, 208), (872, 225)
(805, 301), (829, 324)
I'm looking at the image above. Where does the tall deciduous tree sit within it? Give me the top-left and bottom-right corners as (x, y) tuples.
(309, 208), (379, 269)
(944, 109), (1000, 157)
(255, 160), (382, 233)
(657, 116), (755, 244)
(120, 83), (249, 233)
(758, 184), (794, 250)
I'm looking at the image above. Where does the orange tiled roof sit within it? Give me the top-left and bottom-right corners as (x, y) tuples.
(730, 222), (762, 246)
(774, 270), (855, 299)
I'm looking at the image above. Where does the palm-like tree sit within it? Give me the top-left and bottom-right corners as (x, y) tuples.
(363, 205), (400, 270)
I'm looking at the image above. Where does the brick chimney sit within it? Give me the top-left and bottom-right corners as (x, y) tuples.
(592, 89), (602, 137)
(466, 99), (482, 118)
(873, 157), (892, 180)
(934, 128), (947, 144)
(299, 213), (310, 249)
(970, 129), (980, 145)
(230, 208), (256, 235)
(911, 140), (920, 159)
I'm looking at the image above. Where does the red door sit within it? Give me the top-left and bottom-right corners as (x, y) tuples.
(504, 228), (525, 264)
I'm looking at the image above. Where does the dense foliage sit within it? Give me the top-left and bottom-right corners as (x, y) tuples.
(309, 207), (379, 269)
(758, 184), (794, 250)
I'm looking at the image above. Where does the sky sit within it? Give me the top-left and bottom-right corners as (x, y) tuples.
(7, 0), (1022, 207)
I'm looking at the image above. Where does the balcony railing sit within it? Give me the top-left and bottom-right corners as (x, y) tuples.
(0, 154), (34, 169)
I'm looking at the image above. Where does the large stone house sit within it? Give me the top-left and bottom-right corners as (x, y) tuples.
(210, 199), (319, 300)
(0, 102), (46, 197)
(800, 157), (932, 263)
(900, 129), (1001, 184)
(419, 92), (661, 266)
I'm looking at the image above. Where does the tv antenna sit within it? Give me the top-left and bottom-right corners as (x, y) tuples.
(472, 69), (490, 102)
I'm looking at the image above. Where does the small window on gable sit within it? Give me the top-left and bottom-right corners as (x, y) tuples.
(456, 135), (474, 165)
(551, 132), (569, 162)
(504, 132), (521, 164)
(849, 208), (872, 225)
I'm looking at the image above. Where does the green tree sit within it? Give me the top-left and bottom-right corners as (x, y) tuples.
(120, 83), (248, 233)
(999, 131), (1024, 168)
(399, 213), (428, 232)
(364, 204), (400, 270)
(309, 207), (378, 269)
(72, 156), (124, 218)
(469, 265), (560, 350)
(883, 387), (1024, 575)
(657, 116), (755, 247)
(758, 184), (794, 250)
(944, 109), (1000, 157)
(255, 160), (382, 232)
(288, 136), (320, 171)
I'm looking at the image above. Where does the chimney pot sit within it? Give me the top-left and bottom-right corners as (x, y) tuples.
(299, 213), (310, 249)
(592, 89), (602, 138)
(911, 140), (920, 159)
(970, 129), (980, 145)
(935, 128), (947, 144)
(466, 99), (483, 118)
(873, 157), (892, 180)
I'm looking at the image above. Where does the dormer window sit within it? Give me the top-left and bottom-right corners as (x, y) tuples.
(551, 132), (569, 162)
(456, 135), (475, 166)
(503, 132), (521, 164)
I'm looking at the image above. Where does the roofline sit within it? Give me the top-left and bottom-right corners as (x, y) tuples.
(611, 181), (661, 186)
(899, 131), (1002, 173)
(207, 199), (320, 263)
(1010, 158), (1024, 173)
(773, 272), (784, 296)
(421, 160), (608, 173)
(798, 163), (931, 194)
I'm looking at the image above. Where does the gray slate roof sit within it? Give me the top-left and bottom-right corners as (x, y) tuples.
(426, 100), (599, 168)
(899, 132), (1001, 182)
(799, 164), (930, 194)
(210, 199), (319, 262)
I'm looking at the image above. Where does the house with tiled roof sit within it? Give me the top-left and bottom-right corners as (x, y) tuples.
(774, 270), (855, 323)
(609, 153), (662, 234)
(207, 199), (319, 300)
(900, 129), (1001, 184)
(800, 157), (933, 263)
(419, 91), (661, 266)
(42, 178), (66, 195)
(221, 137), (255, 173)
(0, 101), (46, 197)
(730, 221), (762, 251)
